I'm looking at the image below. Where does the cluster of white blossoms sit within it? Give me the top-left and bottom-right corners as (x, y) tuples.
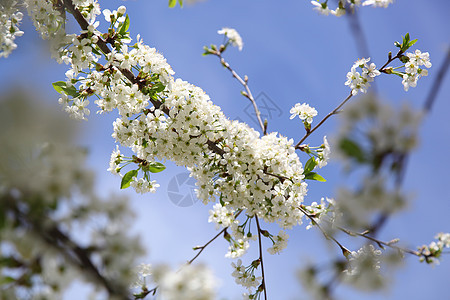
(152, 264), (218, 300)
(231, 259), (262, 292)
(345, 58), (381, 95)
(290, 102), (318, 125)
(343, 244), (384, 290)
(0, 1), (23, 58)
(302, 197), (335, 230)
(208, 203), (237, 229)
(402, 49), (432, 91)
(418, 233), (450, 264)
(218, 27), (243, 51)
(74, 0), (101, 24)
(311, 0), (394, 16)
(24, 0), (65, 39)
(267, 230), (289, 254)
(23, 0), (309, 264)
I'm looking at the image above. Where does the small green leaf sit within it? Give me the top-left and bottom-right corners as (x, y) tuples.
(52, 81), (66, 94)
(338, 138), (365, 163)
(52, 81), (79, 97)
(304, 172), (326, 182)
(64, 85), (79, 97)
(304, 157), (317, 174)
(119, 14), (130, 35)
(0, 276), (16, 285)
(168, 0), (176, 7)
(120, 169), (138, 189)
(404, 33), (410, 43)
(147, 162), (166, 173)
(178, 0), (183, 7)
(408, 39), (418, 48)
(151, 82), (166, 93)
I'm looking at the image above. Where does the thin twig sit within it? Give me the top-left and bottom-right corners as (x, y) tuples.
(213, 51), (267, 135)
(294, 48), (406, 149)
(336, 225), (421, 256)
(295, 92), (353, 149)
(254, 216), (268, 300)
(187, 210), (243, 265)
(298, 206), (351, 257)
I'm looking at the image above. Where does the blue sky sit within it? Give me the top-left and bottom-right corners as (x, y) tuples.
(1, 0), (449, 299)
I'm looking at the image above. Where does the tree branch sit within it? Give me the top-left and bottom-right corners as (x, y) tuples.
(212, 50), (267, 135)
(255, 216), (268, 300)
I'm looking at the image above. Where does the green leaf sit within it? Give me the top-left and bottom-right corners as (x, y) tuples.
(52, 81), (79, 98)
(0, 276), (16, 285)
(120, 169), (138, 189)
(119, 14), (130, 35)
(152, 82), (166, 93)
(404, 33), (410, 44)
(65, 86), (79, 97)
(178, 0), (183, 7)
(338, 138), (365, 163)
(168, 0), (176, 7)
(147, 162), (166, 173)
(304, 172), (326, 182)
(304, 157), (317, 174)
(52, 81), (66, 94)
(408, 39), (418, 48)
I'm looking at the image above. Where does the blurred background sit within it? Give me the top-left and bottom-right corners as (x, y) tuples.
(1, 0), (449, 299)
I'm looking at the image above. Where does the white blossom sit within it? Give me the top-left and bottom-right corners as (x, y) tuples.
(316, 136), (331, 168)
(402, 49), (431, 91)
(218, 27), (243, 51)
(267, 230), (289, 254)
(345, 58), (380, 95)
(231, 259), (262, 290)
(311, 1), (331, 15)
(290, 103), (318, 124)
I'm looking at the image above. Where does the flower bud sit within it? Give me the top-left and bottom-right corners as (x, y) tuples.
(118, 6), (126, 16)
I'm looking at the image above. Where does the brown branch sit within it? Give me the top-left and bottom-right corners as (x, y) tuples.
(7, 198), (131, 300)
(254, 216), (268, 300)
